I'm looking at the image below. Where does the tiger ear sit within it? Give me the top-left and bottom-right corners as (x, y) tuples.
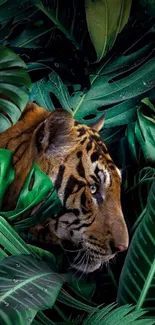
(89, 113), (105, 132)
(34, 108), (75, 156)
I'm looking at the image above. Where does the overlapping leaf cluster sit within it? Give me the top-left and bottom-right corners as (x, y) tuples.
(0, 1), (155, 324)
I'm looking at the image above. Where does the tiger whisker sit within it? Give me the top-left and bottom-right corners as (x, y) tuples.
(71, 250), (88, 278)
(69, 252), (85, 270)
(69, 249), (87, 271)
(60, 244), (84, 253)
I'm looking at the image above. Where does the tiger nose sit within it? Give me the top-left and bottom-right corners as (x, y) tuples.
(110, 241), (128, 254)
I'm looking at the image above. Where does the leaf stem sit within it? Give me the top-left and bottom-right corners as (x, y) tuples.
(36, 2), (81, 50)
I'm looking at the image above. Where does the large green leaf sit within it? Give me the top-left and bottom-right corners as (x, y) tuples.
(0, 216), (38, 258)
(0, 255), (66, 321)
(30, 40), (155, 129)
(126, 98), (155, 164)
(135, 98), (155, 164)
(0, 307), (37, 325)
(117, 179), (155, 311)
(85, 0), (132, 62)
(125, 167), (155, 232)
(0, 216), (63, 325)
(0, 148), (62, 230)
(83, 304), (155, 325)
(0, 149), (15, 206)
(0, 46), (31, 132)
(0, 0), (86, 50)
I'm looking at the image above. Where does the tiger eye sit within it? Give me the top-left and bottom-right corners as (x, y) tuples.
(90, 184), (97, 194)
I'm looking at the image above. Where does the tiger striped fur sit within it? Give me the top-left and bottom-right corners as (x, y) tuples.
(0, 102), (129, 272)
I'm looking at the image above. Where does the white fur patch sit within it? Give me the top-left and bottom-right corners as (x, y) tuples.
(116, 167), (122, 179)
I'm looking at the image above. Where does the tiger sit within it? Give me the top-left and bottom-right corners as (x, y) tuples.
(0, 102), (129, 273)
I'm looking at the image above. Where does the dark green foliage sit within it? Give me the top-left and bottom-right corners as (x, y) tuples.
(0, 149), (62, 231)
(0, 1), (155, 324)
(0, 46), (31, 132)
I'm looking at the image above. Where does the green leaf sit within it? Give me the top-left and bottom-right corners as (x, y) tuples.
(126, 121), (140, 163)
(135, 99), (155, 164)
(117, 179), (155, 311)
(0, 149), (15, 207)
(124, 167), (155, 232)
(35, 1), (84, 50)
(0, 255), (66, 318)
(85, 0), (132, 62)
(27, 244), (56, 265)
(0, 0), (86, 50)
(58, 289), (95, 313)
(0, 149), (62, 229)
(0, 46), (31, 132)
(69, 275), (96, 300)
(0, 307), (37, 325)
(31, 41), (155, 129)
(0, 217), (61, 325)
(83, 304), (155, 325)
(0, 0), (38, 22)
(0, 216), (38, 258)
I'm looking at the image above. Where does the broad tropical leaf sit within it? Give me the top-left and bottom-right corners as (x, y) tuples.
(0, 255), (66, 322)
(0, 149), (14, 206)
(58, 289), (95, 313)
(0, 307), (37, 325)
(0, 216), (63, 325)
(123, 167), (155, 232)
(126, 98), (155, 164)
(0, 0), (86, 50)
(0, 149), (62, 230)
(85, 0), (132, 62)
(136, 98), (155, 164)
(30, 39), (155, 129)
(0, 46), (31, 132)
(83, 303), (155, 325)
(117, 179), (155, 311)
(0, 216), (37, 258)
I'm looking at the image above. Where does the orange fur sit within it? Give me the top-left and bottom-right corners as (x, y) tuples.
(0, 102), (129, 272)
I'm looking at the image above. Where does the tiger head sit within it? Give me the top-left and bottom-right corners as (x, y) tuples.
(1, 103), (129, 273)
(30, 104), (129, 273)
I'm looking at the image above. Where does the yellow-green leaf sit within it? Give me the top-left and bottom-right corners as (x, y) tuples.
(85, 0), (132, 62)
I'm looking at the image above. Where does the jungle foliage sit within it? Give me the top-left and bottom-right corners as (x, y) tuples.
(0, 0), (155, 324)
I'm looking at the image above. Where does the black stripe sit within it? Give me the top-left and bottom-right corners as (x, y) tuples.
(94, 166), (102, 182)
(80, 137), (87, 144)
(77, 151), (82, 158)
(65, 208), (80, 217)
(99, 142), (108, 154)
(86, 141), (92, 152)
(76, 159), (85, 178)
(74, 121), (80, 126)
(91, 151), (100, 162)
(82, 206), (89, 214)
(64, 175), (85, 205)
(81, 190), (87, 208)
(90, 174), (100, 184)
(72, 216), (95, 231)
(77, 127), (86, 137)
(108, 164), (115, 170)
(67, 218), (80, 228)
(54, 165), (65, 191)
